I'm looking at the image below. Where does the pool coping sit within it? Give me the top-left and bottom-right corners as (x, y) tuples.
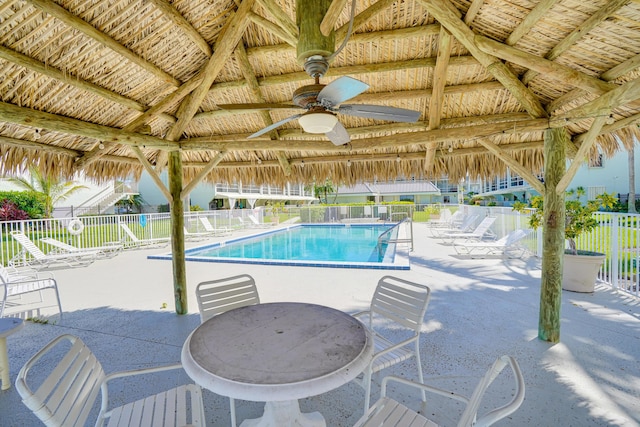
(148, 223), (411, 270)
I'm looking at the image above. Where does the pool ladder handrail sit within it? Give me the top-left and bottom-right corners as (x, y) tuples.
(377, 217), (413, 258)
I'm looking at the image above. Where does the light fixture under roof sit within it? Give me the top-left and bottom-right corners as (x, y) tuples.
(298, 112), (338, 134)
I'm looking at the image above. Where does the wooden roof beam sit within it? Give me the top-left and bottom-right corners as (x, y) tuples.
(476, 138), (545, 194)
(417, 0), (548, 119)
(555, 77), (640, 123)
(180, 118), (552, 151)
(463, 0), (485, 25)
(425, 28), (452, 172)
(475, 36), (617, 95)
(0, 135), (80, 156)
(255, 0), (298, 40)
(521, 0), (630, 85)
(26, 0), (181, 87)
(0, 101), (176, 149)
(321, 0), (348, 36)
(235, 42), (291, 176)
(159, 0), (255, 169)
(335, 0), (397, 42)
(249, 11), (297, 47)
(147, 0), (212, 56)
(505, 0), (558, 46)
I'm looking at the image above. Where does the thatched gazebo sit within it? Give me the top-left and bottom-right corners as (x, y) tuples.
(0, 0), (638, 342)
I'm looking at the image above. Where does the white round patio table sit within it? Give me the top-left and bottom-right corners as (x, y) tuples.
(0, 317), (24, 390)
(181, 302), (373, 427)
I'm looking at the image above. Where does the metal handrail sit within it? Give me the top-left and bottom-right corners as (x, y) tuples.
(377, 217), (413, 257)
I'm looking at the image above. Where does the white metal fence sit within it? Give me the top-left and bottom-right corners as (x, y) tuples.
(1, 204), (638, 297)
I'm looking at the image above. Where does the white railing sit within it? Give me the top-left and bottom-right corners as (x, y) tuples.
(1, 204), (637, 298)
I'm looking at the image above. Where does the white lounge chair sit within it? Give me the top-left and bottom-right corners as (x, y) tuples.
(353, 355), (525, 427)
(41, 237), (122, 259)
(0, 265), (62, 319)
(199, 216), (232, 236)
(196, 274), (260, 426)
(426, 208), (453, 227)
(454, 229), (530, 258)
(441, 216), (497, 244)
(429, 214), (479, 237)
(249, 214), (278, 227)
(353, 276), (431, 413)
(9, 231), (98, 270)
(118, 222), (170, 249)
(16, 334), (206, 427)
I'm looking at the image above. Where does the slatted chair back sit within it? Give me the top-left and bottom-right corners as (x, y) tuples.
(198, 216), (215, 232)
(354, 276), (431, 412)
(16, 334), (206, 427)
(196, 274), (260, 323)
(16, 335), (105, 427)
(10, 231), (47, 260)
(368, 276), (431, 333)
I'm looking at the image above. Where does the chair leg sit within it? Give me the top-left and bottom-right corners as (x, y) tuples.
(363, 367), (372, 414)
(415, 342), (426, 402)
(230, 397), (236, 427)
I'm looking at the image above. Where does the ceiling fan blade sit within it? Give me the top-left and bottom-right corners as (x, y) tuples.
(317, 76), (370, 106)
(217, 103), (300, 111)
(325, 121), (350, 146)
(247, 114), (303, 139)
(337, 104), (421, 122)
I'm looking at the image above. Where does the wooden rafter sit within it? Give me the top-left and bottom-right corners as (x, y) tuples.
(425, 27), (452, 172)
(505, 0), (558, 46)
(521, 0), (630, 85)
(255, 0), (298, 40)
(147, 0), (212, 56)
(321, 0), (348, 36)
(26, 0), (181, 87)
(417, 0), (548, 119)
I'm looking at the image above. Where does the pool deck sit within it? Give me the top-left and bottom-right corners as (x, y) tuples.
(2, 222), (639, 426)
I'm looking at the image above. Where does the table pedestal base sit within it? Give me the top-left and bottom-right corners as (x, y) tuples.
(240, 400), (325, 427)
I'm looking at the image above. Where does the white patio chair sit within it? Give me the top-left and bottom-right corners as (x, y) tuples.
(353, 355), (525, 427)
(353, 275), (431, 413)
(9, 231), (98, 270)
(453, 229), (530, 258)
(426, 208), (453, 228)
(118, 222), (170, 249)
(0, 265), (62, 319)
(16, 334), (206, 427)
(41, 237), (123, 259)
(441, 216), (497, 244)
(195, 274), (260, 426)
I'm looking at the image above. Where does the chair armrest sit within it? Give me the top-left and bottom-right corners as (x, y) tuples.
(380, 375), (470, 405)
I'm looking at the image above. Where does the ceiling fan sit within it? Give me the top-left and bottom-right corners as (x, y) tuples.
(218, 56), (421, 145)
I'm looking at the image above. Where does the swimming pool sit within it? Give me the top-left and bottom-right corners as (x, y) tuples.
(150, 224), (410, 269)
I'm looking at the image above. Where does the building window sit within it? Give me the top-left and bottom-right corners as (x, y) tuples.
(588, 186), (606, 201)
(589, 154), (604, 168)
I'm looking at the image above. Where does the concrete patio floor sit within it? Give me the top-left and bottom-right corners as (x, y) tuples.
(1, 222), (639, 426)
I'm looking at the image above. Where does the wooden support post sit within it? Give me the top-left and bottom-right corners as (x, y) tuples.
(296, 0), (335, 64)
(539, 128), (566, 343)
(169, 151), (187, 315)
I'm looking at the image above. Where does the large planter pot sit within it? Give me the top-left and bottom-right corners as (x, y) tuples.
(563, 251), (606, 293)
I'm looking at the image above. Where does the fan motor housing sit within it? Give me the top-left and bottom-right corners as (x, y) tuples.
(293, 84), (325, 108)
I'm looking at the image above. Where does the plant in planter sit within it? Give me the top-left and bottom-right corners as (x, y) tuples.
(515, 187), (616, 292)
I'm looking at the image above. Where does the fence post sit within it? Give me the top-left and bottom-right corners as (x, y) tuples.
(611, 216), (619, 289)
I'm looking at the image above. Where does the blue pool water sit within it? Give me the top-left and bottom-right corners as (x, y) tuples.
(150, 224), (409, 269)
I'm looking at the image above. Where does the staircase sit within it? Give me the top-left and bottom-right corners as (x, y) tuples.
(62, 182), (138, 217)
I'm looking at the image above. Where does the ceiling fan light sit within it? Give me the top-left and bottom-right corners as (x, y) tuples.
(299, 112), (338, 134)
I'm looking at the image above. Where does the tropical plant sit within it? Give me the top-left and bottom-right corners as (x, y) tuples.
(0, 200), (29, 221)
(8, 167), (87, 218)
(312, 179), (338, 204)
(116, 194), (147, 213)
(514, 187), (616, 255)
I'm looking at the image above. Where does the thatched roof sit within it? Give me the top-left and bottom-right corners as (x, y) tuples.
(0, 0), (639, 189)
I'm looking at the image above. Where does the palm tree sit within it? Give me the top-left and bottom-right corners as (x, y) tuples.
(313, 179), (337, 204)
(9, 166), (87, 218)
